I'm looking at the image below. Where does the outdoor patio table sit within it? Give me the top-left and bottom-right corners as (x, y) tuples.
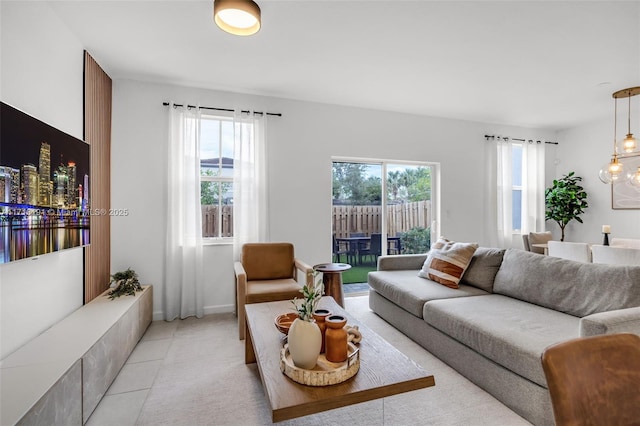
(336, 236), (400, 265)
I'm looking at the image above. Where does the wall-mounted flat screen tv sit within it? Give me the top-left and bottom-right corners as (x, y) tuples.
(0, 102), (90, 264)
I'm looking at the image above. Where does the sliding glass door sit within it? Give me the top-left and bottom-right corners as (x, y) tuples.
(386, 163), (433, 255)
(332, 159), (438, 284)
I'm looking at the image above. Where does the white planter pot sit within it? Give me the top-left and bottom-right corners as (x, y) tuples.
(288, 318), (322, 369)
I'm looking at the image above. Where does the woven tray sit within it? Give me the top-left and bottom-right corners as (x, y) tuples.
(279, 342), (360, 386)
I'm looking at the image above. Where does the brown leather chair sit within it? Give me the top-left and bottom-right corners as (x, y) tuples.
(541, 333), (640, 425)
(235, 242), (312, 340)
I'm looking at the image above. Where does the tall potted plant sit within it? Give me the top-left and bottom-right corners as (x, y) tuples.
(545, 172), (589, 241)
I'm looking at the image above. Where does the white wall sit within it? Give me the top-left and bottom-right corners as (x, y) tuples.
(556, 118), (640, 244)
(0, 2), (85, 358)
(112, 79), (555, 319)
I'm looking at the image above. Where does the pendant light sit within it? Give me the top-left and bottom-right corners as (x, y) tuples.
(599, 94), (628, 184)
(599, 87), (640, 184)
(214, 0), (261, 36)
(622, 89), (638, 152)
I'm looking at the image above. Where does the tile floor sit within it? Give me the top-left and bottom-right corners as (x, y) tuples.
(85, 294), (529, 426)
(86, 292), (367, 425)
(86, 317), (178, 426)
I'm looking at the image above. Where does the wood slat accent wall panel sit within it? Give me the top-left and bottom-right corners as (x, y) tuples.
(83, 51), (112, 304)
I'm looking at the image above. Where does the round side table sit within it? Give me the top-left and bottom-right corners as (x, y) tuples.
(313, 263), (352, 308)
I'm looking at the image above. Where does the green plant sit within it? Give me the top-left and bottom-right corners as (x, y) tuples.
(545, 172), (589, 241)
(108, 268), (142, 299)
(400, 227), (431, 254)
(291, 271), (324, 321)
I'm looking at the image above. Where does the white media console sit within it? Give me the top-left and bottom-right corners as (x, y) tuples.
(0, 286), (152, 425)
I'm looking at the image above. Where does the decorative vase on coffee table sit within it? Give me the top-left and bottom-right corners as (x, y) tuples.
(288, 318), (322, 369)
(312, 309), (332, 353)
(325, 315), (348, 363)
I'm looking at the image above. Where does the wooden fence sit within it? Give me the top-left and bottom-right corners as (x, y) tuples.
(332, 201), (431, 238)
(202, 201), (431, 238)
(202, 205), (233, 238)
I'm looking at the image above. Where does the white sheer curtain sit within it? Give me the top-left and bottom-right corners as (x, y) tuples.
(521, 141), (546, 234)
(495, 139), (513, 248)
(233, 111), (268, 261)
(164, 104), (204, 320)
(486, 137), (546, 249)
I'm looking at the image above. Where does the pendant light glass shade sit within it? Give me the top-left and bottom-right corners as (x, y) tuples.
(622, 133), (637, 152)
(598, 155), (629, 184)
(622, 91), (637, 152)
(214, 0), (261, 36)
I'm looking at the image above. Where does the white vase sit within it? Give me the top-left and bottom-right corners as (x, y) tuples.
(288, 318), (322, 369)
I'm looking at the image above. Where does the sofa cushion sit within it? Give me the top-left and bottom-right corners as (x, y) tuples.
(460, 247), (505, 292)
(418, 239), (478, 288)
(368, 270), (488, 318)
(423, 294), (580, 387)
(494, 249), (640, 317)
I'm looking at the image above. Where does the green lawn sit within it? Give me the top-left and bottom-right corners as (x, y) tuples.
(342, 265), (376, 284)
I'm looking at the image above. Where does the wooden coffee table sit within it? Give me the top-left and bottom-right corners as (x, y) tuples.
(244, 296), (435, 422)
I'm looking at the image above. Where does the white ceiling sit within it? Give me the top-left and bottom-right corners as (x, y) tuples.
(47, 0), (640, 131)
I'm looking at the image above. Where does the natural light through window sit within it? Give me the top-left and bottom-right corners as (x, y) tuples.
(332, 159), (438, 284)
(200, 115), (234, 239)
(512, 144), (523, 232)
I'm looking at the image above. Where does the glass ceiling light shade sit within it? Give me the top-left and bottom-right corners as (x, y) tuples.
(214, 0), (261, 36)
(623, 133), (637, 153)
(598, 154), (629, 184)
(622, 89), (638, 152)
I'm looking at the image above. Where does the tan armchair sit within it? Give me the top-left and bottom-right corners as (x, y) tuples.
(523, 231), (552, 254)
(235, 242), (313, 340)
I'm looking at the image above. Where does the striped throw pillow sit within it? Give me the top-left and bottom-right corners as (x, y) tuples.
(418, 238), (478, 289)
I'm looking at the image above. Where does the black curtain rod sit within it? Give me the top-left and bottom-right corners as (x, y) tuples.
(484, 134), (558, 145)
(162, 102), (282, 117)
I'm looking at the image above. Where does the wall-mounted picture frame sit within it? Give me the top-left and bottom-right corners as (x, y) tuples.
(612, 154), (640, 209)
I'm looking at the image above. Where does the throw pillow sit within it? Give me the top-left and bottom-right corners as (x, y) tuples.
(419, 238), (478, 289)
(460, 247), (506, 292)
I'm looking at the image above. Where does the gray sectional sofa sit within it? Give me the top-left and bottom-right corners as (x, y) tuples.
(368, 248), (640, 425)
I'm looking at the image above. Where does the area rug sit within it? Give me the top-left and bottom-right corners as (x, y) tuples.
(134, 296), (531, 425)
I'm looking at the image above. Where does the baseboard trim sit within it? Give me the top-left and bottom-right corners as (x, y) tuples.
(152, 304), (234, 321)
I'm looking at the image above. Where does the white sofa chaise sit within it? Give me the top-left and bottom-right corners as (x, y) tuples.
(368, 248), (640, 425)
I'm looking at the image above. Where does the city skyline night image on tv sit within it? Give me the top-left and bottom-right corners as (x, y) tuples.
(1, 102), (90, 263)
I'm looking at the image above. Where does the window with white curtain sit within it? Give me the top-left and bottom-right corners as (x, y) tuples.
(200, 114), (235, 239)
(491, 138), (545, 248)
(511, 144), (523, 232)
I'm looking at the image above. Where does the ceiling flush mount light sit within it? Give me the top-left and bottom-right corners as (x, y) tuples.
(599, 86), (640, 184)
(214, 0), (261, 36)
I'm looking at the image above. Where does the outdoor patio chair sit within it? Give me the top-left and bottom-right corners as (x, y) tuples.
(359, 233), (382, 264)
(388, 232), (403, 254)
(235, 242), (313, 340)
(350, 232), (366, 265)
(332, 233), (349, 263)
